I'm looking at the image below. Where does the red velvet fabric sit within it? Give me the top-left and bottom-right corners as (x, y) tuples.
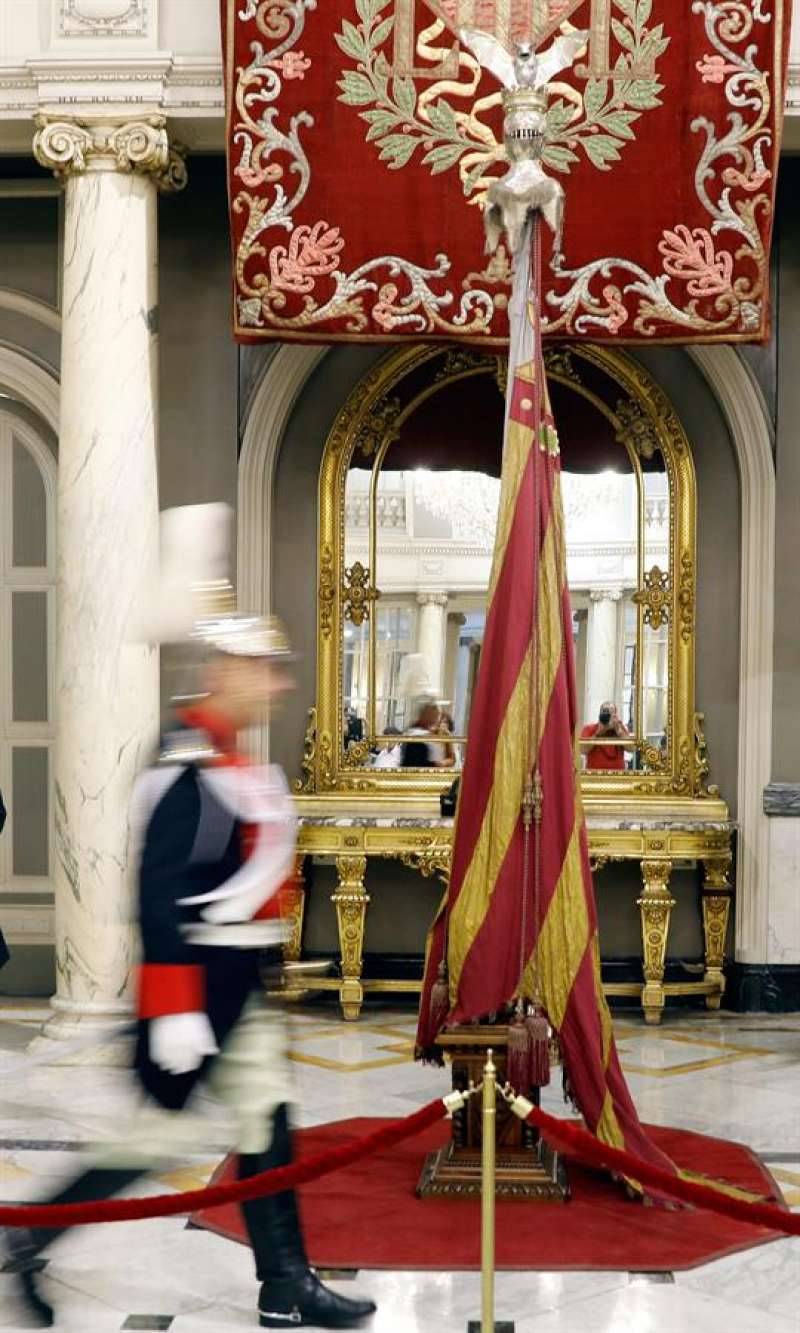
(194, 1118), (786, 1272)
(221, 2), (789, 345)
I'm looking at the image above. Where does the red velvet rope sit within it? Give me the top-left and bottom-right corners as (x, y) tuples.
(0, 1098), (445, 1229)
(524, 1102), (800, 1234)
(3, 1094), (799, 1238)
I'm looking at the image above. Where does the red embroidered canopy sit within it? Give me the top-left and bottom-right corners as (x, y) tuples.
(221, 1), (789, 345)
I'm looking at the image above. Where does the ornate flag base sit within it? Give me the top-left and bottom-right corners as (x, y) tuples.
(417, 1026), (569, 1201)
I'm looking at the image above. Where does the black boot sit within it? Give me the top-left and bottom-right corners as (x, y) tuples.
(238, 1105), (376, 1330)
(0, 1230), (53, 1328)
(1, 1167), (145, 1328)
(257, 1272), (377, 1330)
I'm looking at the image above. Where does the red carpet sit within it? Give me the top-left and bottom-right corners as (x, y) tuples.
(192, 1119), (786, 1272)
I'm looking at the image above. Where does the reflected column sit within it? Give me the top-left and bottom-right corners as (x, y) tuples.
(416, 593), (449, 695)
(443, 612), (466, 709)
(585, 588), (622, 722)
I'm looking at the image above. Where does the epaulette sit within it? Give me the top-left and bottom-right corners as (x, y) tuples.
(156, 728), (220, 767)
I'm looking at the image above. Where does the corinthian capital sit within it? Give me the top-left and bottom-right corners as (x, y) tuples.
(33, 115), (186, 191)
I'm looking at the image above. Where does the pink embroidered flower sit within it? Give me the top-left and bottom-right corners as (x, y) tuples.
(695, 54), (738, 83)
(659, 225), (733, 298)
(271, 50), (311, 80)
(268, 222), (343, 295)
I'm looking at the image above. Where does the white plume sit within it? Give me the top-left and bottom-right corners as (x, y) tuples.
(137, 503), (233, 645)
(397, 653), (434, 703)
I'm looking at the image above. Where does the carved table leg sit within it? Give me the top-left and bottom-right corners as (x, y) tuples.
(333, 855), (369, 1021)
(637, 859), (675, 1025)
(283, 853), (307, 965)
(701, 852), (733, 1009)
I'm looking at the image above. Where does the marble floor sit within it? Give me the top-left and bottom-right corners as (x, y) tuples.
(2, 999), (800, 1332)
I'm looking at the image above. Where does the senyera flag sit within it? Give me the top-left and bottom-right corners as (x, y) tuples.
(220, 1), (789, 345)
(416, 223), (676, 1181)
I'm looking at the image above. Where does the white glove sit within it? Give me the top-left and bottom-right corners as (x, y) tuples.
(149, 1011), (219, 1076)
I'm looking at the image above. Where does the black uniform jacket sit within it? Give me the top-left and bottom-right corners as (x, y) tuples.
(134, 761), (279, 1110)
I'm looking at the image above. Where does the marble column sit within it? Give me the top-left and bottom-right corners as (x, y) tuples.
(33, 117), (185, 1043)
(585, 588), (622, 724)
(416, 593), (449, 696)
(443, 612), (466, 709)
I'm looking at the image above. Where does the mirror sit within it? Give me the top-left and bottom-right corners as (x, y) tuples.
(339, 360), (672, 775)
(311, 343), (697, 797)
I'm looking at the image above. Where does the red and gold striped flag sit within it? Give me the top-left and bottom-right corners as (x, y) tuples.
(417, 228), (675, 1177)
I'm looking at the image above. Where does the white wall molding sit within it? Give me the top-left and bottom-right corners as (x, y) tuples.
(238, 345), (327, 761)
(0, 344), (60, 432)
(57, 1), (150, 42)
(0, 290), (61, 334)
(689, 345), (775, 965)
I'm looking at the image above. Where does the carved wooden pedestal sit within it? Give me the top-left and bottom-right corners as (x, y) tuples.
(417, 1026), (569, 1201)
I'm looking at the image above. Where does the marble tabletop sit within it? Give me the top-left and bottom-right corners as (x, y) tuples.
(295, 810), (735, 833)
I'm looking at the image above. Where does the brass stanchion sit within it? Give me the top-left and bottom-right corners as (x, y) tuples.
(467, 1050), (514, 1333)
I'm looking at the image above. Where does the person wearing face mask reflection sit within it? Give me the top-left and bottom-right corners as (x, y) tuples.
(1, 506), (376, 1332)
(580, 701), (630, 771)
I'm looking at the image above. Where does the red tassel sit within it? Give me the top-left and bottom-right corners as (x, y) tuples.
(526, 1008), (551, 1088)
(506, 1010), (529, 1092)
(428, 960), (450, 1038)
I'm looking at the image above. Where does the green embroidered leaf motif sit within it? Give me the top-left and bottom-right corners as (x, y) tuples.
(378, 133), (418, 168)
(583, 79), (608, 122)
(462, 158), (491, 196)
(639, 29), (670, 61)
(614, 0), (636, 14)
(427, 99), (459, 140)
(373, 51), (390, 100)
(361, 108), (401, 142)
(611, 18), (634, 50)
(335, 20), (368, 63)
(546, 98), (575, 137)
(636, 0), (653, 28)
(601, 109), (640, 140)
(393, 76), (417, 119)
(624, 79), (663, 109)
(338, 71), (377, 106)
(422, 141), (466, 173)
(370, 15), (395, 49)
(542, 143), (580, 172)
(584, 134), (622, 169)
(356, 0), (389, 21)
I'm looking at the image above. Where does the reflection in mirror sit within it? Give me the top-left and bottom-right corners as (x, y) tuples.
(642, 619), (669, 744)
(643, 450), (670, 573)
(372, 467), (497, 764)
(561, 464), (637, 751)
(341, 364), (672, 776)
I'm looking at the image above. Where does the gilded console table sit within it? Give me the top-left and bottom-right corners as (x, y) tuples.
(292, 797), (734, 1025)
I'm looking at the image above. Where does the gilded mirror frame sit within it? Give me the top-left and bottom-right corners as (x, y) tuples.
(300, 342), (714, 805)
